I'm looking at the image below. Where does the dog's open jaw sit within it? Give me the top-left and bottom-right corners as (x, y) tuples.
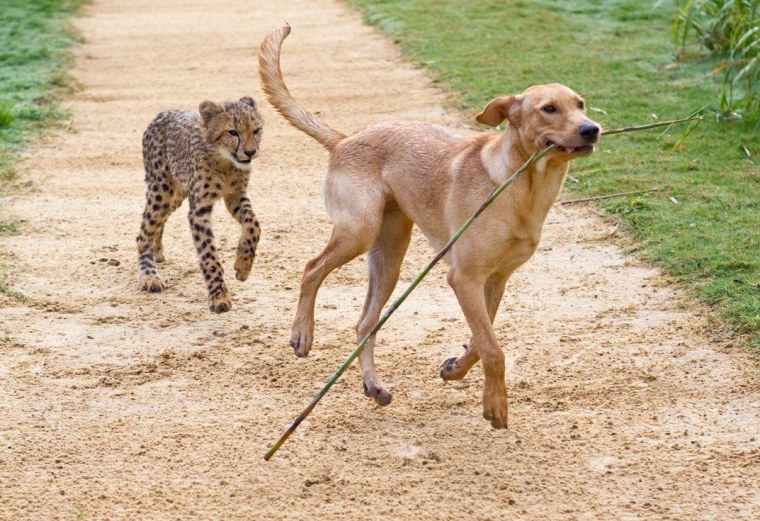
(545, 139), (594, 156)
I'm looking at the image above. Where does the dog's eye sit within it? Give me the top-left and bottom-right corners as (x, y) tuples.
(228, 129), (238, 137)
(543, 105), (557, 114)
(578, 100), (585, 109)
(253, 128), (261, 135)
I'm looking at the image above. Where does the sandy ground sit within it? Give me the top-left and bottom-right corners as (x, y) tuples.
(1, 0), (759, 519)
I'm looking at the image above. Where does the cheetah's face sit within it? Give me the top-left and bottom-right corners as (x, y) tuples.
(199, 97), (264, 171)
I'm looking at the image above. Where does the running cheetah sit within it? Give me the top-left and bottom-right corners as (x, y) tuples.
(136, 97), (263, 313)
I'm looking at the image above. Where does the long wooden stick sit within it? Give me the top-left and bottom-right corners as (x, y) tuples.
(263, 115), (701, 461)
(560, 188), (659, 205)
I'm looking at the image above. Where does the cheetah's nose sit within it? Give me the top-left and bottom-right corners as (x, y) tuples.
(244, 149), (257, 158)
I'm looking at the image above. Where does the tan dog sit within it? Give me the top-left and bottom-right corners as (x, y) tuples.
(259, 25), (600, 428)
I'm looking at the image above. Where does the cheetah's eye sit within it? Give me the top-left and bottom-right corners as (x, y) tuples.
(253, 128), (261, 135)
(228, 129), (238, 137)
(542, 105), (557, 114)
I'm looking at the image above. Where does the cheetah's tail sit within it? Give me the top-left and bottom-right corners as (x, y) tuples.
(258, 24), (346, 151)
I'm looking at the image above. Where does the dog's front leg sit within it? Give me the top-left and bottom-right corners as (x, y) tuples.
(448, 269), (508, 429)
(441, 273), (509, 381)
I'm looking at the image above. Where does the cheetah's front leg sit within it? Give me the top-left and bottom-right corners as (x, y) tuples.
(224, 191), (261, 282)
(188, 197), (231, 313)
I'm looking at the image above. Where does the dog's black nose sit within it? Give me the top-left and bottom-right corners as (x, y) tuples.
(579, 123), (600, 140)
(244, 148), (257, 158)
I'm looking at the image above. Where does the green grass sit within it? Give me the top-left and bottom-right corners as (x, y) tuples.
(348, 0), (760, 348)
(0, 281), (25, 301)
(0, 259), (26, 301)
(0, 220), (21, 236)
(0, 0), (83, 300)
(673, 0), (760, 118)
(0, 0), (83, 192)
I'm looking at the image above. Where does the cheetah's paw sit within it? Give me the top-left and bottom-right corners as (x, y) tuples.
(234, 255), (253, 282)
(138, 275), (165, 293)
(208, 292), (232, 313)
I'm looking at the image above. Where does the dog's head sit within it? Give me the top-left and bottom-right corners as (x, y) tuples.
(200, 97), (264, 170)
(476, 83), (600, 159)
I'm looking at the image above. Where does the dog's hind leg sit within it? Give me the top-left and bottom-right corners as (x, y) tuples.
(290, 176), (384, 357)
(356, 208), (413, 406)
(440, 272), (510, 381)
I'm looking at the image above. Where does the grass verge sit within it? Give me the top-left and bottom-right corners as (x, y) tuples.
(348, 0), (760, 348)
(0, 0), (84, 300)
(0, 0), (84, 191)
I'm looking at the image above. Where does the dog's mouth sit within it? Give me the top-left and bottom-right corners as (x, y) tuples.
(545, 140), (594, 155)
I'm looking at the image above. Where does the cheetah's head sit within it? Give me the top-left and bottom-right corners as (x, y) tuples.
(200, 97), (263, 171)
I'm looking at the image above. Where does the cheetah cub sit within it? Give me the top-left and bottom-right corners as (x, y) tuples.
(136, 97), (263, 313)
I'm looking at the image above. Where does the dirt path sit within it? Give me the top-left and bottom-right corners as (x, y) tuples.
(1, 0), (759, 519)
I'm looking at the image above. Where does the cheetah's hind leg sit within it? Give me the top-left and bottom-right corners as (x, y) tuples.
(136, 186), (173, 293)
(151, 191), (182, 263)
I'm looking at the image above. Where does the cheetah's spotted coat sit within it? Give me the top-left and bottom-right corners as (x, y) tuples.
(136, 97), (263, 312)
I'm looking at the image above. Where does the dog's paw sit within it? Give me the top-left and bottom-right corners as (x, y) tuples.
(482, 384), (508, 429)
(363, 381), (393, 406)
(208, 292), (232, 313)
(289, 321), (314, 358)
(439, 357), (466, 381)
(138, 275), (164, 293)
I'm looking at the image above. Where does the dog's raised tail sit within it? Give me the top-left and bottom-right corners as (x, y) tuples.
(258, 24), (345, 151)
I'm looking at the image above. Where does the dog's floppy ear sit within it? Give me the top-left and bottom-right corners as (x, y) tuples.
(199, 100), (223, 126)
(239, 96), (256, 108)
(476, 95), (522, 127)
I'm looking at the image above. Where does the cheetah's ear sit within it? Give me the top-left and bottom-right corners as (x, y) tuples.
(239, 96), (256, 108)
(199, 100), (223, 126)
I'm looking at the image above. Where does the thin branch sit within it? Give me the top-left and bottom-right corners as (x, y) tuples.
(560, 188), (659, 205)
(601, 115), (702, 136)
